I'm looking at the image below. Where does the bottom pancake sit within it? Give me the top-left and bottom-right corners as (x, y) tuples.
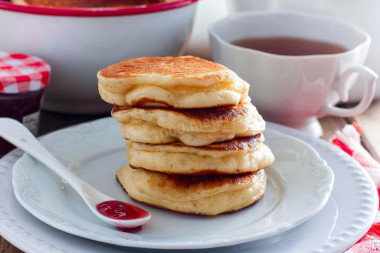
(116, 164), (266, 216)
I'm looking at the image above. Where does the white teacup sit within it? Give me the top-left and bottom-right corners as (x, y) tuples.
(209, 11), (377, 136)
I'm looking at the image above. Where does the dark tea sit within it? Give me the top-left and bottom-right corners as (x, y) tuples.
(231, 37), (347, 56)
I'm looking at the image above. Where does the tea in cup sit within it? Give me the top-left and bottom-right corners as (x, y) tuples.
(209, 11), (377, 136)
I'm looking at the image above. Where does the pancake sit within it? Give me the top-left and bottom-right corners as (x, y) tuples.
(98, 56), (250, 108)
(116, 164), (267, 215)
(127, 135), (275, 174)
(11, 0), (164, 7)
(112, 102), (265, 146)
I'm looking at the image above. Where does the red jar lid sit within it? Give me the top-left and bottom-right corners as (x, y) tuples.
(0, 52), (51, 94)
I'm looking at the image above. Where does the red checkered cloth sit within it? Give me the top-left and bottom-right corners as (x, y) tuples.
(331, 122), (380, 253)
(0, 52), (51, 93)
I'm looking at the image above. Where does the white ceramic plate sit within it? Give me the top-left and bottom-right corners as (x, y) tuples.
(10, 118), (333, 250)
(0, 119), (377, 253)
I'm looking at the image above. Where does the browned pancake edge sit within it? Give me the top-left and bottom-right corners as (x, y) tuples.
(112, 103), (251, 122)
(134, 134), (264, 151)
(99, 56), (230, 81)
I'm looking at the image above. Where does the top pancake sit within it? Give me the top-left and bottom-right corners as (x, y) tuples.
(98, 56), (250, 108)
(11, 0), (164, 7)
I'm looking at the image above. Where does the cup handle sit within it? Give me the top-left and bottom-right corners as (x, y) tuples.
(317, 65), (377, 118)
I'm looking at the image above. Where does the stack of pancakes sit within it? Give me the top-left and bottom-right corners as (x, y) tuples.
(97, 56), (274, 215)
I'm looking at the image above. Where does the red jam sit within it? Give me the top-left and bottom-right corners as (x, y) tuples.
(0, 89), (45, 157)
(96, 200), (149, 220)
(96, 200), (149, 233)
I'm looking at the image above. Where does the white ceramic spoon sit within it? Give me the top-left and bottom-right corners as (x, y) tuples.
(0, 117), (151, 229)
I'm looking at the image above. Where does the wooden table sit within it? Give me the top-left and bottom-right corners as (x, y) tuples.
(1, 99), (380, 253)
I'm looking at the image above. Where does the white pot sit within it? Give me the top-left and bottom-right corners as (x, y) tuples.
(0, 1), (198, 114)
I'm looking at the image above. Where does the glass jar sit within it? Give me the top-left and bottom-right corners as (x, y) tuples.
(0, 89), (45, 156)
(0, 51), (50, 157)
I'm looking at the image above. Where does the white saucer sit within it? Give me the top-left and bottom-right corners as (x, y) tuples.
(0, 119), (377, 253)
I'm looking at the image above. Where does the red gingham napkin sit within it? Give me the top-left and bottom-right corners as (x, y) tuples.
(331, 122), (380, 253)
(0, 52), (51, 93)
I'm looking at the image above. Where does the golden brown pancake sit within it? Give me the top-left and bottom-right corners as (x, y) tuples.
(97, 56), (250, 108)
(11, 0), (164, 8)
(127, 135), (275, 174)
(112, 102), (265, 146)
(116, 164), (267, 215)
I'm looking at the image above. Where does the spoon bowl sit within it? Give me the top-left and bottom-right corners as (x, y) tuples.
(0, 117), (151, 229)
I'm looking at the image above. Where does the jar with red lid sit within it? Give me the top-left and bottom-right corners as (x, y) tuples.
(0, 52), (51, 157)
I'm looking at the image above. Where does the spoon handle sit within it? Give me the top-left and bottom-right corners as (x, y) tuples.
(0, 117), (83, 191)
